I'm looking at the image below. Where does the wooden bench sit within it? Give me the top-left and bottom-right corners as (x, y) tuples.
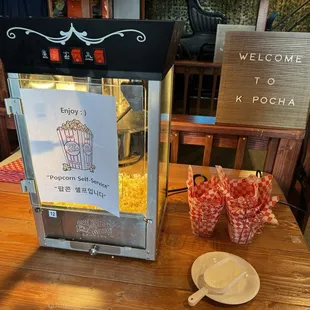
(167, 115), (305, 196)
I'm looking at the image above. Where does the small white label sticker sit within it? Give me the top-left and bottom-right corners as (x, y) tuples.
(48, 210), (57, 218)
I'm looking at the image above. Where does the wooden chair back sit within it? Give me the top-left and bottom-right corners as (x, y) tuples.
(0, 60), (10, 161)
(163, 114), (305, 197)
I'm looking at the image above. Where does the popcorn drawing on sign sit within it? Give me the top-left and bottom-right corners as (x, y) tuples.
(57, 119), (96, 172)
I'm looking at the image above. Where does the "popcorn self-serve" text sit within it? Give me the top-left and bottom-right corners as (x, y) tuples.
(46, 174), (109, 189)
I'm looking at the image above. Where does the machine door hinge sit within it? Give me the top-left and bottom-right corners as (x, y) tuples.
(20, 179), (36, 193)
(4, 98), (23, 116)
(144, 218), (153, 224)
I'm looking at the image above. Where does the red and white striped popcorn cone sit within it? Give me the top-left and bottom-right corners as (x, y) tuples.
(190, 214), (222, 237)
(227, 215), (264, 244)
(187, 166), (224, 237)
(216, 165), (280, 243)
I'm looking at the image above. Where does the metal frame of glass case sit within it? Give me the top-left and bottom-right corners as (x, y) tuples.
(6, 69), (173, 260)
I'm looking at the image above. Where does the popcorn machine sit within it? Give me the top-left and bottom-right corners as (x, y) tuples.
(0, 17), (183, 260)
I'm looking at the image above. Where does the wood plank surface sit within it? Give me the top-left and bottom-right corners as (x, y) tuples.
(1, 106), (16, 130)
(273, 139), (303, 196)
(303, 119), (310, 176)
(264, 138), (279, 173)
(175, 60), (222, 69)
(181, 132), (205, 146)
(246, 136), (269, 151)
(0, 60), (9, 103)
(170, 131), (179, 163)
(0, 182), (20, 193)
(234, 137), (247, 169)
(202, 135), (213, 166)
(0, 164), (309, 309)
(47, 0), (53, 17)
(171, 115), (305, 140)
(213, 135), (238, 148)
(140, 0), (145, 19)
(0, 112), (10, 160)
(183, 71), (190, 114)
(0, 208), (308, 307)
(1, 265), (309, 310)
(196, 71), (204, 114)
(210, 73), (218, 113)
(5, 115), (15, 130)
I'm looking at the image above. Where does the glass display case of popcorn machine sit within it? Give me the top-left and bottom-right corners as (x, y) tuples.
(0, 17), (183, 260)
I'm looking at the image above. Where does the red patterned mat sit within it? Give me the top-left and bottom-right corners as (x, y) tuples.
(0, 158), (24, 171)
(0, 158), (25, 183)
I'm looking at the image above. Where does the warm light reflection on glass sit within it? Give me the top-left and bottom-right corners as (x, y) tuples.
(75, 84), (88, 92)
(56, 83), (76, 91)
(29, 81), (55, 89)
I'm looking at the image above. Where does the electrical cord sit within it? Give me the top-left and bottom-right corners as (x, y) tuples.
(168, 189), (187, 197)
(167, 173), (208, 196)
(278, 200), (307, 213)
(168, 187), (187, 193)
(167, 170), (307, 212)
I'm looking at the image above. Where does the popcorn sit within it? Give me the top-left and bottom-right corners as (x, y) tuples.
(48, 173), (147, 214)
(58, 119), (91, 133)
(57, 119), (94, 171)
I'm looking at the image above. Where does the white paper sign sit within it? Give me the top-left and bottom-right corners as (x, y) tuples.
(20, 89), (119, 217)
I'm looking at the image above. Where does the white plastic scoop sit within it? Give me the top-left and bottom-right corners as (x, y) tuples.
(188, 257), (247, 307)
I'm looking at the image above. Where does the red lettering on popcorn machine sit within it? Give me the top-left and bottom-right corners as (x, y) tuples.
(57, 119), (96, 172)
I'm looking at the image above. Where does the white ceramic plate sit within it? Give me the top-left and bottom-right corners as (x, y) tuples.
(191, 251), (260, 305)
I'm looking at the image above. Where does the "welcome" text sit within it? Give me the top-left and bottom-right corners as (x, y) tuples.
(239, 53), (302, 63)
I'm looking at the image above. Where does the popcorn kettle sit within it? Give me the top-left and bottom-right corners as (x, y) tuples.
(117, 81), (147, 166)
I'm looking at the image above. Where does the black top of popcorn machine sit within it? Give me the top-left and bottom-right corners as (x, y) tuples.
(0, 17), (183, 80)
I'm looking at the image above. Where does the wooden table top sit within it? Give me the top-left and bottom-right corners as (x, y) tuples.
(0, 164), (309, 309)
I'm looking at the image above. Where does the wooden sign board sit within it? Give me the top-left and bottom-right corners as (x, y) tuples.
(216, 32), (310, 129)
(214, 25), (255, 63)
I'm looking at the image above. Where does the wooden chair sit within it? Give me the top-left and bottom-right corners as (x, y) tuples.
(288, 118), (310, 232)
(175, 0), (271, 116)
(174, 60), (221, 115)
(0, 60), (11, 161)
